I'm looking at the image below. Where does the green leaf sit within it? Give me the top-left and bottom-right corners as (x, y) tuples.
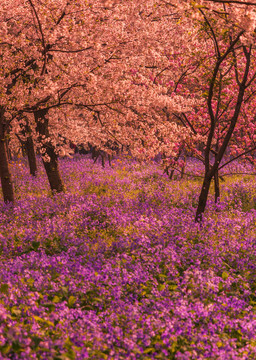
(171, 341), (177, 353)
(52, 295), (61, 303)
(27, 278), (35, 287)
(33, 315), (54, 327)
(222, 271), (229, 280)
(144, 348), (155, 354)
(0, 283), (9, 294)
(157, 283), (166, 291)
(32, 241), (40, 251)
(168, 284), (177, 291)
(31, 336), (42, 349)
(158, 274), (167, 279)
(93, 297), (103, 303)
(0, 343), (11, 355)
(12, 341), (22, 353)
(68, 296), (76, 308)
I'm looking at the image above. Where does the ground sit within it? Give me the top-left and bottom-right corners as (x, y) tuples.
(0, 155), (255, 359)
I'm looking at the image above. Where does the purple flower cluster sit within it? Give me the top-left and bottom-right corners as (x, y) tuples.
(0, 156), (255, 359)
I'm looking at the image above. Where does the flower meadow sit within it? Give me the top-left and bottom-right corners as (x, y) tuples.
(0, 156), (256, 360)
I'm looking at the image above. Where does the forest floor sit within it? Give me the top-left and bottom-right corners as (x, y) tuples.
(0, 155), (255, 359)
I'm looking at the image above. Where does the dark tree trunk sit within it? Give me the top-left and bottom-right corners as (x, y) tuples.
(42, 157), (65, 193)
(25, 136), (37, 176)
(195, 174), (212, 222)
(0, 107), (14, 203)
(17, 120), (38, 176)
(23, 120), (37, 177)
(169, 168), (174, 179)
(34, 109), (65, 193)
(214, 170), (220, 203)
(21, 143), (27, 157)
(5, 137), (12, 161)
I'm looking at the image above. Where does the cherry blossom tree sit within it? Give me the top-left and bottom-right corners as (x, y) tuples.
(0, 0), (111, 198)
(0, 0), (73, 199)
(168, 0), (256, 221)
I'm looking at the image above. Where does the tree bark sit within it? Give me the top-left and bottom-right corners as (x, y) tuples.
(17, 120), (38, 176)
(21, 142), (27, 157)
(195, 174), (212, 222)
(214, 170), (220, 203)
(169, 168), (174, 179)
(0, 107), (14, 204)
(25, 135), (37, 176)
(34, 109), (65, 193)
(23, 121), (37, 176)
(5, 136), (12, 161)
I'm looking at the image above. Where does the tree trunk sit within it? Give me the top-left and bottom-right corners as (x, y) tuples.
(17, 120), (38, 176)
(21, 143), (27, 157)
(25, 136), (37, 176)
(5, 137), (12, 161)
(34, 109), (65, 193)
(0, 107), (14, 204)
(168, 169), (173, 179)
(43, 156), (65, 193)
(195, 174), (212, 222)
(23, 120), (37, 177)
(214, 170), (220, 203)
